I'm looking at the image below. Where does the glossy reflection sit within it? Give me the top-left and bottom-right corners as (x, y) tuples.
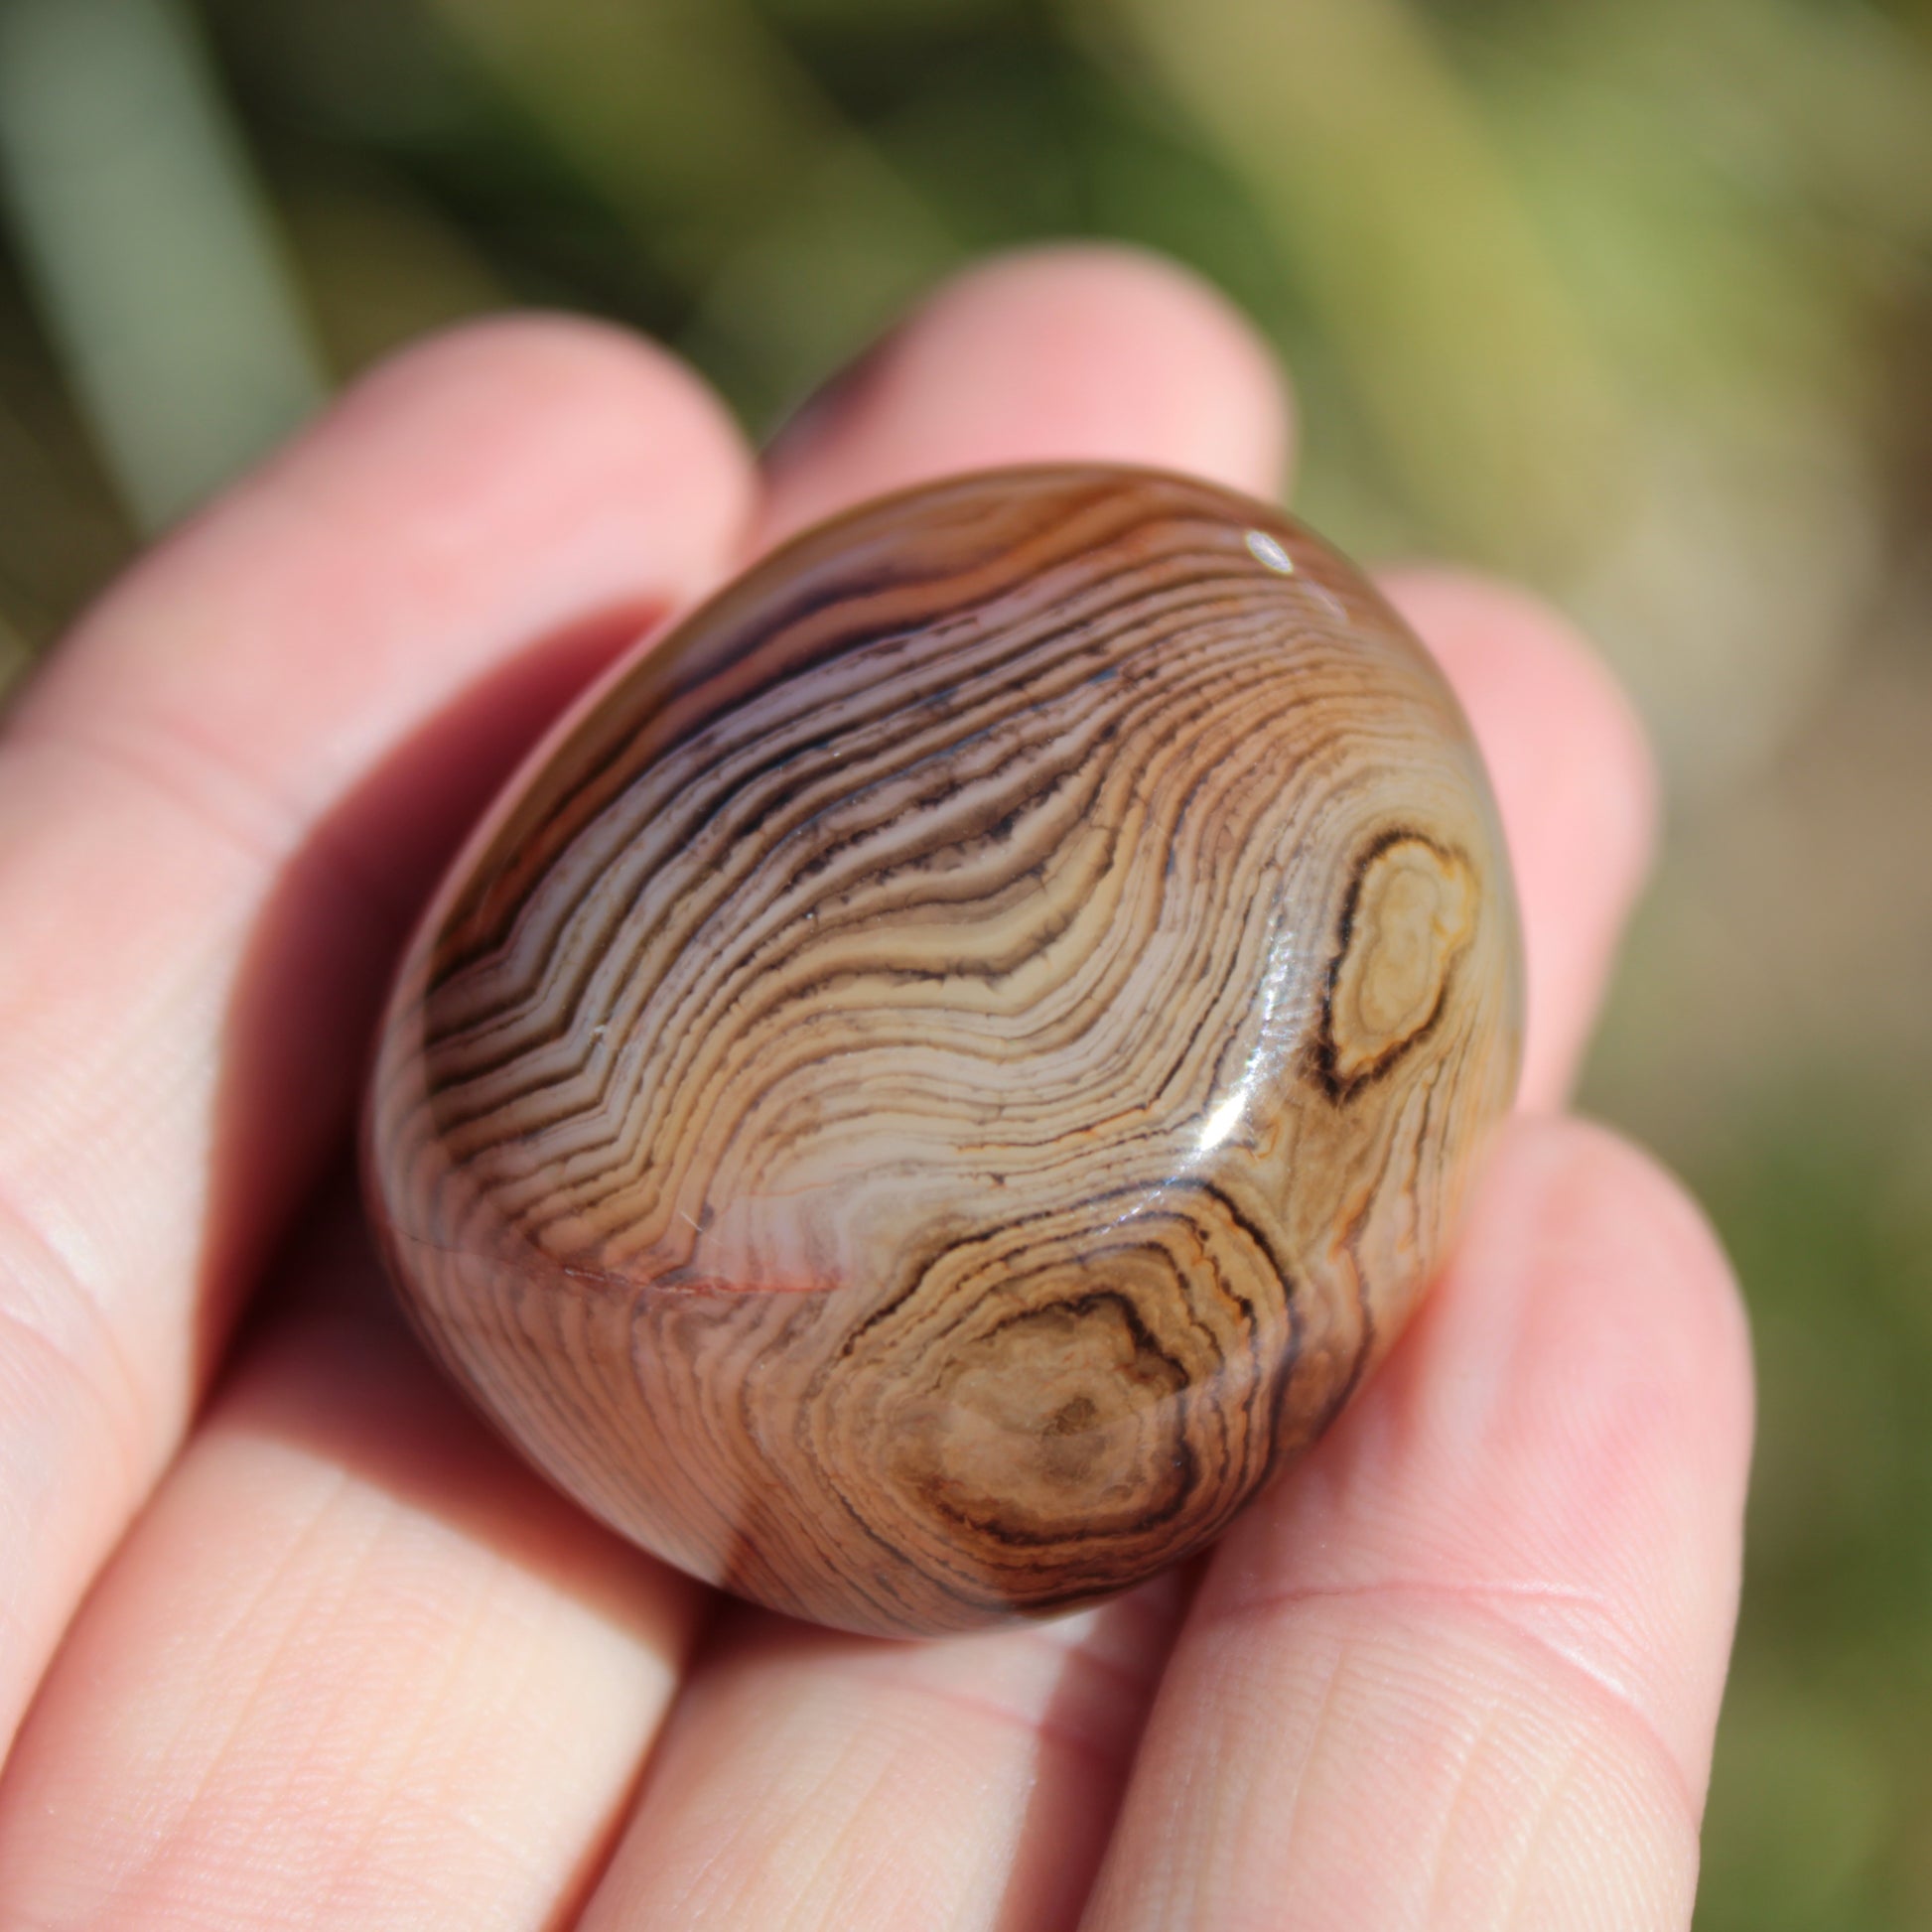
(364, 466), (1523, 1637)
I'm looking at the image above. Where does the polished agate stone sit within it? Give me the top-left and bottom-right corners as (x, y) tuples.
(364, 467), (1523, 1637)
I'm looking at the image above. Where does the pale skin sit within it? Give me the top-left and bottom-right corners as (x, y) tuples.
(0, 245), (1751, 1930)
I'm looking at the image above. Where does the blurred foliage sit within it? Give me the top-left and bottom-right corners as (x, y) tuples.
(0, 0), (324, 528)
(1, 0), (1929, 1923)
(1690, 1088), (1932, 1931)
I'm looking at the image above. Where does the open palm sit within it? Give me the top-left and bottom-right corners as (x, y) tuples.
(0, 246), (1749, 1930)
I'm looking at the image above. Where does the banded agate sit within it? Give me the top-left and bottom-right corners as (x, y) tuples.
(364, 467), (1523, 1637)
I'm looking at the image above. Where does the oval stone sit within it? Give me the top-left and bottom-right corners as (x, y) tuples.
(364, 466), (1524, 1637)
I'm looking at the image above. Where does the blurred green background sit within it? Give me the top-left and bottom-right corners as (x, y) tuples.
(1, 0), (1928, 1922)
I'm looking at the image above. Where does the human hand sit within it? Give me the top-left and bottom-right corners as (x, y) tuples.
(0, 246), (1749, 1929)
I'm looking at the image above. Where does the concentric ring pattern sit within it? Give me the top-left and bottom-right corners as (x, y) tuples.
(364, 466), (1523, 1636)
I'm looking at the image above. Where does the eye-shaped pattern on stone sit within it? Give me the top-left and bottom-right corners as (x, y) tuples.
(363, 465), (1525, 1638)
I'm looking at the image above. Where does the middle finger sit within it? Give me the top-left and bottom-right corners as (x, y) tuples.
(0, 1193), (699, 1929)
(581, 243), (1291, 1932)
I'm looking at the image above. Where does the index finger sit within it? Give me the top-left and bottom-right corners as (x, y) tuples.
(0, 317), (755, 1765)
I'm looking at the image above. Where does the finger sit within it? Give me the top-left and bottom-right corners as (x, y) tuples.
(0, 1194), (705, 1931)
(1379, 569), (1658, 1110)
(764, 266), (1652, 1109)
(759, 240), (1293, 544)
(584, 1590), (1189, 1932)
(0, 316), (754, 1760)
(1080, 1118), (1753, 1932)
(577, 243), (1288, 1932)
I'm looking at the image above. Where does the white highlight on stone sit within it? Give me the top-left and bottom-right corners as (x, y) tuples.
(1245, 529), (1296, 574)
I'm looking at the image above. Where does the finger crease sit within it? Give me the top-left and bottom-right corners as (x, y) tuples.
(857, 1668), (1126, 1781)
(1206, 1574), (1702, 1827)
(0, 1178), (151, 1507)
